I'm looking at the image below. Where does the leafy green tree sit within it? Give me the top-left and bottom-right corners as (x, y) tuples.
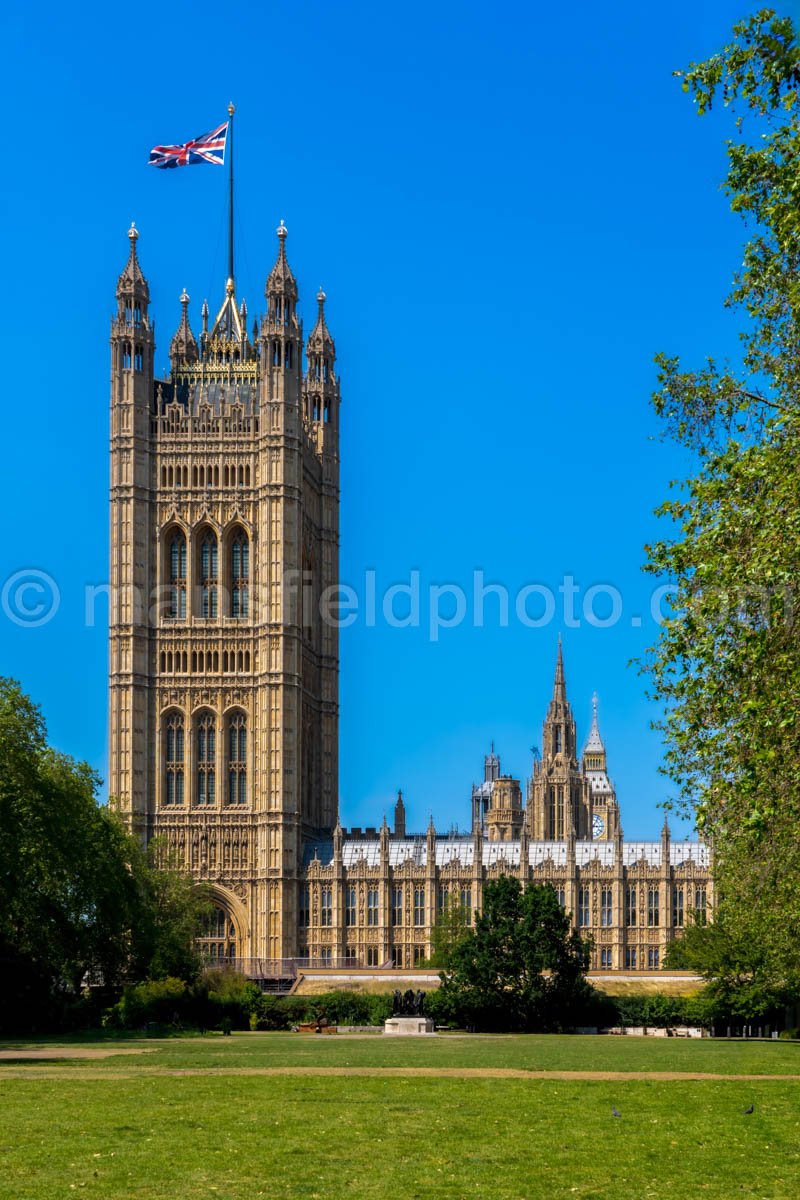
(645, 9), (800, 996)
(128, 837), (211, 984)
(0, 678), (142, 1028)
(424, 900), (473, 968)
(0, 677), (210, 1031)
(664, 915), (789, 1022)
(439, 878), (592, 1032)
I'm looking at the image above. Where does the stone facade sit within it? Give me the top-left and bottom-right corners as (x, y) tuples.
(109, 224), (712, 975)
(298, 648), (712, 971)
(110, 222), (339, 964)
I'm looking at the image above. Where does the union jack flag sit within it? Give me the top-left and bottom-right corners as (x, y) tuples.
(148, 121), (228, 169)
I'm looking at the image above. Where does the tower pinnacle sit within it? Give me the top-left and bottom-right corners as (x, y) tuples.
(116, 222), (149, 304)
(169, 288), (198, 367)
(266, 221), (297, 301)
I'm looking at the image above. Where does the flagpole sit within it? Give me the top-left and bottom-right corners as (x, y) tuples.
(227, 102), (235, 288)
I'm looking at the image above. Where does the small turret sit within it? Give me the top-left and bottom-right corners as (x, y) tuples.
(484, 743), (500, 784)
(471, 745), (499, 832)
(111, 223), (154, 385)
(304, 287), (339, 429)
(261, 222), (302, 400)
(169, 289), (198, 369)
(394, 789), (406, 838)
(266, 220), (298, 311)
(485, 776), (524, 842)
(116, 222), (150, 314)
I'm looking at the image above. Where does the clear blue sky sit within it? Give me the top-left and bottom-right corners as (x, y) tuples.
(1, 0), (787, 839)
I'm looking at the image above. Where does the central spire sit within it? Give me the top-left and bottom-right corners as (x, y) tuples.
(552, 635), (567, 706)
(542, 638), (576, 761)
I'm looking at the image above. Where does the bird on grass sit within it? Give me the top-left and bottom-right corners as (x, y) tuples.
(743, 1104), (754, 1115)
(611, 1106), (621, 1118)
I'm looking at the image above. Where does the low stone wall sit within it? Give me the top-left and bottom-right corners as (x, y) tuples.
(292, 968), (705, 997)
(292, 969), (442, 996)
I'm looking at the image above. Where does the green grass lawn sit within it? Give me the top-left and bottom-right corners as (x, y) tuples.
(3, 1034), (800, 1199)
(3, 1030), (799, 1074)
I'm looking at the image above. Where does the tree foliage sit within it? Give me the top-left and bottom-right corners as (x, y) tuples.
(645, 10), (800, 994)
(424, 900), (473, 968)
(127, 837), (211, 985)
(0, 677), (209, 1031)
(438, 878), (593, 1032)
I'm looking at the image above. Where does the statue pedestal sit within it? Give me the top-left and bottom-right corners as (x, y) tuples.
(384, 1016), (435, 1036)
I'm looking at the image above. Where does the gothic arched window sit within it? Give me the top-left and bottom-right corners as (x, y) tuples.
(198, 530), (218, 618)
(198, 906), (236, 963)
(228, 711), (247, 805)
(164, 712), (185, 805)
(231, 531), (249, 618)
(168, 531), (187, 619)
(196, 711), (216, 805)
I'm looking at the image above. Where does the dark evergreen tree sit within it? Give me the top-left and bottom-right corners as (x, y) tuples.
(439, 878), (592, 1032)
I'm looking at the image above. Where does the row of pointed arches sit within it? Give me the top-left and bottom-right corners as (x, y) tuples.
(159, 649), (252, 675)
(160, 463), (252, 489)
(164, 523), (249, 620)
(163, 707), (248, 807)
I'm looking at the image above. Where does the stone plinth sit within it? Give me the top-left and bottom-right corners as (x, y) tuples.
(384, 1016), (435, 1036)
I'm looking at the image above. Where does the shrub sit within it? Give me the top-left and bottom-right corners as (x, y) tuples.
(609, 992), (714, 1029)
(199, 968), (261, 1031)
(250, 991), (393, 1030)
(106, 976), (190, 1029)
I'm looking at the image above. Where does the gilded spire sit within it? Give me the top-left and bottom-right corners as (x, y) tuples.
(209, 282), (246, 344)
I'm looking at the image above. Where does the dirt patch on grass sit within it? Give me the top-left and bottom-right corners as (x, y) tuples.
(157, 1066), (800, 1082)
(2, 1063), (799, 1081)
(0, 1046), (153, 1061)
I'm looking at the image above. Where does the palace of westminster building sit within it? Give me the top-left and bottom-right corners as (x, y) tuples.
(109, 220), (712, 975)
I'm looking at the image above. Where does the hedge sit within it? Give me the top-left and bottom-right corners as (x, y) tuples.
(103, 973), (774, 1035)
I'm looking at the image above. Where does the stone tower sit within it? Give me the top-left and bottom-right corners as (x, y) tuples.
(527, 640), (589, 839)
(109, 221), (340, 962)
(582, 694), (620, 841)
(485, 776), (524, 842)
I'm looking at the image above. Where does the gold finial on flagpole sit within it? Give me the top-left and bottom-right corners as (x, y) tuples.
(228, 101), (235, 116)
